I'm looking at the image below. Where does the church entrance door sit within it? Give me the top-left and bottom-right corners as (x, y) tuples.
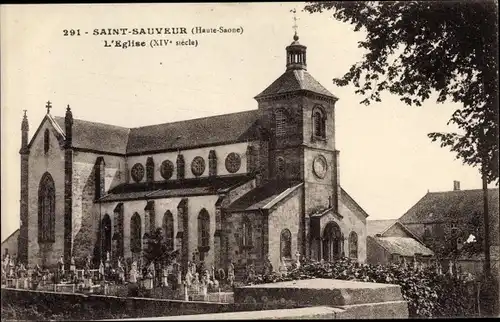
(322, 221), (341, 262)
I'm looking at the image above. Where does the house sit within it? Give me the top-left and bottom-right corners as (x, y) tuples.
(366, 219), (434, 266)
(398, 181), (499, 278)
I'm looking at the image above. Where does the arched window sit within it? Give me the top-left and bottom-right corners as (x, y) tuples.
(242, 216), (253, 247)
(275, 109), (286, 137)
(163, 211), (174, 250)
(130, 213), (142, 253)
(44, 129), (50, 154)
(276, 157), (285, 178)
(323, 221), (341, 262)
(312, 107), (326, 139)
(102, 214), (112, 258)
(146, 157), (155, 182)
(280, 229), (292, 259)
(198, 209), (210, 248)
(95, 157), (105, 200)
(38, 172), (55, 242)
(349, 231), (358, 260)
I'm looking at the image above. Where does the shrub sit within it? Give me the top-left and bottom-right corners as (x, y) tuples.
(244, 258), (475, 318)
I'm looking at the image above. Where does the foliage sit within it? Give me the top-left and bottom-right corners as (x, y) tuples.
(244, 258), (476, 318)
(143, 228), (179, 267)
(303, 1), (499, 184)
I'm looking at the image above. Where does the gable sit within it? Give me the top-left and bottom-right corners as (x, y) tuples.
(340, 187), (369, 219)
(367, 219), (396, 237)
(27, 115), (66, 155)
(382, 222), (415, 239)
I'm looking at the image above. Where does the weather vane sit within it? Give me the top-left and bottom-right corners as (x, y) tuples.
(291, 8), (298, 35)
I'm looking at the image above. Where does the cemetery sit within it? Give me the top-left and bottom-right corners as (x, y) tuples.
(2, 246), (487, 320)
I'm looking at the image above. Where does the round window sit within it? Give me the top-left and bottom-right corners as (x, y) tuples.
(312, 155), (328, 179)
(131, 163), (145, 182)
(225, 152), (241, 173)
(160, 160), (174, 180)
(191, 156), (206, 176)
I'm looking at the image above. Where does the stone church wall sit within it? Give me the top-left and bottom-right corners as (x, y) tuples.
(71, 151), (126, 262)
(127, 142), (252, 183)
(27, 120), (66, 267)
(99, 195), (219, 267)
(267, 188), (303, 271)
(338, 197), (367, 263)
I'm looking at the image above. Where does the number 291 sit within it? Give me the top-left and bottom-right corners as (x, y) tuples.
(63, 29), (81, 36)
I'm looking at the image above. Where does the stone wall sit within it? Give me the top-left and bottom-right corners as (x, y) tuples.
(366, 236), (390, 265)
(72, 151), (126, 263)
(1, 288), (231, 320)
(268, 188), (303, 270)
(27, 118), (66, 267)
(126, 142), (252, 183)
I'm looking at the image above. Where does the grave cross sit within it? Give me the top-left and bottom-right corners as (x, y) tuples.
(45, 101), (52, 114)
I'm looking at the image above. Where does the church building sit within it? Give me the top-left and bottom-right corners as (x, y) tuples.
(17, 32), (368, 274)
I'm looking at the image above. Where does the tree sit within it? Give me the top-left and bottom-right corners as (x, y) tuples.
(304, 0), (498, 279)
(143, 228), (178, 268)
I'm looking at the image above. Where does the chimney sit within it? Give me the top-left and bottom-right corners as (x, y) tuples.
(453, 180), (460, 191)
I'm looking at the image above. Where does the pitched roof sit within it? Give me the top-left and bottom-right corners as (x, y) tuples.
(126, 110), (261, 154)
(47, 110), (261, 155)
(366, 219), (397, 237)
(373, 236), (434, 257)
(255, 69), (337, 100)
(99, 174), (253, 202)
(1, 229), (19, 244)
(226, 180), (303, 212)
(340, 187), (370, 218)
(399, 188), (499, 224)
(53, 116), (130, 155)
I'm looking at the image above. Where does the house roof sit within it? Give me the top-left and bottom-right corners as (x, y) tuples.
(48, 110), (261, 155)
(53, 116), (130, 155)
(373, 236), (434, 257)
(126, 110), (261, 155)
(399, 188), (499, 224)
(366, 219), (397, 237)
(99, 174), (254, 202)
(255, 69), (338, 100)
(226, 180), (303, 212)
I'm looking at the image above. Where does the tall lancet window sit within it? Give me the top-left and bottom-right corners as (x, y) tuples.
(280, 229), (292, 259)
(198, 208), (210, 261)
(130, 212), (142, 254)
(146, 157), (155, 183)
(101, 214), (112, 258)
(349, 231), (358, 260)
(38, 172), (55, 243)
(275, 109), (286, 137)
(95, 157), (105, 200)
(163, 210), (174, 250)
(242, 216), (253, 248)
(44, 129), (50, 154)
(312, 106), (326, 139)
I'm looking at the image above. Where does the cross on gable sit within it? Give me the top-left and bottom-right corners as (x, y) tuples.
(46, 101), (52, 114)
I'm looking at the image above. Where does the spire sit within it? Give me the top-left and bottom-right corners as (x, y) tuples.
(20, 110), (29, 153)
(286, 9), (307, 71)
(65, 104), (73, 148)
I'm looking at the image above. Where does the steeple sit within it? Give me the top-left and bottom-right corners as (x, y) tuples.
(20, 110), (29, 154)
(65, 105), (73, 148)
(286, 9), (307, 71)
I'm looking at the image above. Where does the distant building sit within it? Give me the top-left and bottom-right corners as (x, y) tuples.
(398, 182), (499, 278)
(366, 220), (433, 266)
(1, 229), (19, 259)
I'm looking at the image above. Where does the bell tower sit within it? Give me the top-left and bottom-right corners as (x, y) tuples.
(254, 21), (340, 256)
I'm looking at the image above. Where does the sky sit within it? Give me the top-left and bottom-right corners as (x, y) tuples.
(1, 3), (495, 241)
